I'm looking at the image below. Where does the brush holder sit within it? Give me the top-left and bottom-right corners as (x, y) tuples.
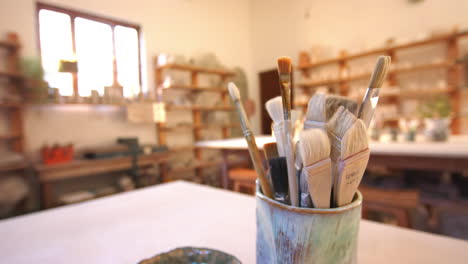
(256, 184), (362, 264)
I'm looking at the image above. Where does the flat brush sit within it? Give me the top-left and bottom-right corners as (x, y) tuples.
(299, 129), (332, 209)
(277, 56), (298, 207)
(304, 93), (358, 130)
(325, 95), (358, 121)
(228, 82), (273, 199)
(263, 142), (288, 202)
(265, 96), (287, 157)
(327, 106), (369, 207)
(357, 56), (391, 127)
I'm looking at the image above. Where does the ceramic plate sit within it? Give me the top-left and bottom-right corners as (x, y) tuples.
(138, 247), (241, 264)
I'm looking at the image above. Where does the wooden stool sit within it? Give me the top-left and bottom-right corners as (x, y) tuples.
(228, 168), (256, 195)
(360, 185), (420, 228)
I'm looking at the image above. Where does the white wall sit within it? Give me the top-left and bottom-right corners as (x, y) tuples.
(250, 0), (468, 132)
(250, 0), (468, 71)
(0, 0), (255, 156)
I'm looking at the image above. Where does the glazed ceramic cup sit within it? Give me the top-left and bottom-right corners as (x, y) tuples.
(256, 185), (362, 264)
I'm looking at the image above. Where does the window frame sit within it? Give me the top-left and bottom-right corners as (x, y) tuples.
(36, 2), (142, 97)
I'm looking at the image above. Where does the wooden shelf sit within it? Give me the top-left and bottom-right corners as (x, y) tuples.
(0, 160), (27, 172)
(166, 104), (234, 111)
(169, 146), (196, 153)
(297, 62), (453, 88)
(0, 133), (21, 140)
(391, 61), (452, 75)
(0, 71), (22, 79)
(155, 63), (235, 76)
(0, 102), (21, 108)
(160, 123), (239, 131)
(168, 160), (221, 175)
(0, 40), (19, 50)
(297, 33), (460, 70)
(162, 84), (227, 93)
(30, 102), (126, 108)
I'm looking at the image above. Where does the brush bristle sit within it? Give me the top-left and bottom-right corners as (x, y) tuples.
(341, 119), (369, 159)
(327, 106), (357, 139)
(368, 56), (391, 89)
(277, 56), (292, 74)
(306, 93), (326, 123)
(265, 96), (283, 123)
(299, 129), (330, 167)
(228, 82), (240, 100)
(263, 142), (279, 159)
(325, 95), (358, 121)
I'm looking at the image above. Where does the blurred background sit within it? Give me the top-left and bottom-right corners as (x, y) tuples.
(1, 0), (468, 240)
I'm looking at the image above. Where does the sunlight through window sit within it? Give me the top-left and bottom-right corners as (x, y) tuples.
(115, 26), (140, 98)
(38, 9), (74, 96)
(37, 5), (141, 98)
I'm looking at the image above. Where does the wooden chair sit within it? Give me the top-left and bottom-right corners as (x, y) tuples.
(228, 168), (256, 195)
(359, 185), (420, 228)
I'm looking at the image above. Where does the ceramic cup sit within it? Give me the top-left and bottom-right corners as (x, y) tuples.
(256, 185), (362, 264)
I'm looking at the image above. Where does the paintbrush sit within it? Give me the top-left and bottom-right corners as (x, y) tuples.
(325, 94), (358, 121)
(327, 106), (369, 207)
(277, 56), (298, 207)
(266, 97), (302, 157)
(357, 56), (391, 127)
(263, 142), (288, 203)
(228, 82), (273, 199)
(266, 96), (287, 157)
(296, 140), (312, 208)
(299, 129), (332, 209)
(304, 93), (358, 130)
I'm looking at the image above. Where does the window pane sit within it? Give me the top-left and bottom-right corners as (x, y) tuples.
(75, 17), (113, 96)
(38, 9), (74, 96)
(115, 26), (140, 98)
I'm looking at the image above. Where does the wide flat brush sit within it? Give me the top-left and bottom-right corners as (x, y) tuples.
(299, 129), (332, 209)
(357, 56), (391, 127)
(304, 93), (358, 130)
(327, 106), (369, 207)
(228, 82), (273, 199)
(277, 56), (298, 207)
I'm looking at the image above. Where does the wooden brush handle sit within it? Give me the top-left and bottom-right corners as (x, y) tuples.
(284, 120), (298, 206)
(233, 99), (274, 199)
(303, 158), (332, 209)
(335, 148), (370, 207)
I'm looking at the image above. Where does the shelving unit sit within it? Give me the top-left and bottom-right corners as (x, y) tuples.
(154, 59), (237, 184)
(0, 33), (25, 172)
(296, 30), (468, 133)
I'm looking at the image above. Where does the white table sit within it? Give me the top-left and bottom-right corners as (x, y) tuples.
(196, 135), (468, 157)
(196, 135), (468, 188)
(1, 181), (467, 263)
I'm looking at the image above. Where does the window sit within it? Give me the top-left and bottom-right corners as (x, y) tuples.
(37, 3), (141, 97)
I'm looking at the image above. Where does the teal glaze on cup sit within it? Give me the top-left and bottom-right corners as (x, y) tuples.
(256, 186), (362, 264)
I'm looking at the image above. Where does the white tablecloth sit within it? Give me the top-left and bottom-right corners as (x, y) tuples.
(1, 181), (467, 263)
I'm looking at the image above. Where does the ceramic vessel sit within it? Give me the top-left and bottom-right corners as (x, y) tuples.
(138, 247), (241, 264)
(256, 187), (362, 264)
(424, 118), (451, 141)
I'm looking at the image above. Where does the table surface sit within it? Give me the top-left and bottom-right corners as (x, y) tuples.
(1, 181), (467, 263)
(196, 135), (468, 158)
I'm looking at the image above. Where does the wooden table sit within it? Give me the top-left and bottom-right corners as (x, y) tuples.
(196, 135), (468, 189)
(35, 152), (168, 208)
(0, 181), (467, 263)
